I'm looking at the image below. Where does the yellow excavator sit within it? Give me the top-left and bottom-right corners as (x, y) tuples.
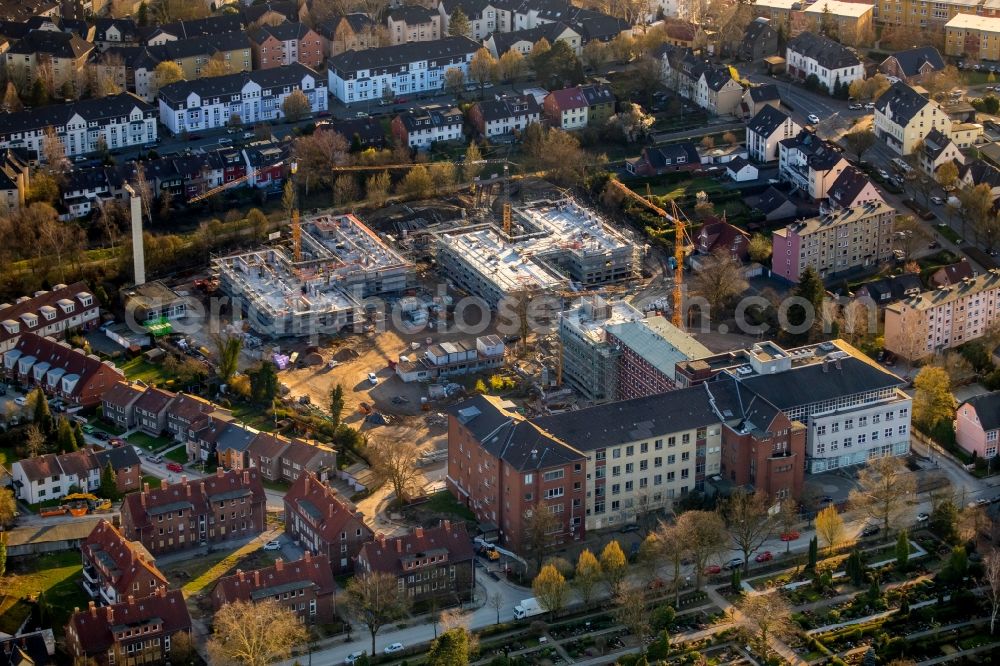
(40, 493), (112, 517)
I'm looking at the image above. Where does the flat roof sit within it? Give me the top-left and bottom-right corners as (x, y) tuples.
(438, 226), (567, 293)
(945, 13), (1000, 30)
(753, 0), (799, 9)
(804, 0), (874, 17)
(561, 299), (645, 344)
(606, 315), (712, 379)
(773, 201), (894, 238)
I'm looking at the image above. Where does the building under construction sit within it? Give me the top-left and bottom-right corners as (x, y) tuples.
(434, 198), (641, 307)
(213, 213), (414, 338)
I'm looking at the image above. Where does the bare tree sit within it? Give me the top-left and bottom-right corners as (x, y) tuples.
(719, 489), (777, 573)
(522, 507), (560, 573)
(614, 585), (650, 640)
(368, 436), (421, 505)
(734, 591), (795, 660)
(678, 510), (727, 590)
(690, 248), (749, 314)
(984, 548), (1000, 635)
(654, 520), (690, 605)
(344, 572), (410, 657)
(489, 592), (504, 624)
(205, 599), (307, 666)
(849, 456), (916, 536)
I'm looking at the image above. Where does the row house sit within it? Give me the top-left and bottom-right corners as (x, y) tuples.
(387, 5), (442, 44)
(448, 376), (803, 552)
(81, 519), (168, 607)
(326, 36), (479, 103)
(469, 95), (541, 138)
(624, 142), (700, 176)
(11, 446), (140, 504)
(785, 31), (864, 94)
(4, 28), (94, 91)
(391, 104), (464, 148)
(212, 553), (336, 624)
(59, 165), (123, 219)
(121, 469), (267, 555)
(356, 522), (475, 606)
(144, 15), (243, 45)
(65, 590), (192, 666)
(194, 419), (255, 467)
(438, 0), (627, 44)
(0, 282), (100, 354)
(164, 392), (229, 441)
(157, 63), (327, 135)
(885, 269), (1000, 360)
(483, 21), (581, 58)
(132, 387), (175, 435)
(0, 148), (30, 215)
(657, 46), (742, 115)
(100, 380), (146, 430)
(3, 332), (124, 407)
(746, 105), (800, 163)
(283, 471), (373, 573)
(771, 201), (896, 283)
(0, 93), (156, 161)
(249, 21), (324, 70)
(542, 83), (614, 130)
(778, 129), (849, 200)
(246, 431), (337, 483)
(955, 391), (1000, 459)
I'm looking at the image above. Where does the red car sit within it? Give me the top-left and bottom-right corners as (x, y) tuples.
(166, 462), (184, 473)
(780, 531), (800, 542)
(755, 551), (773, 563)
(703, 564), (721, 575)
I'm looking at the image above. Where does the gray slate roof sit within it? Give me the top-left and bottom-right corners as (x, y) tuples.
(964, 391), (1000, 432)
(882, 46), (945, 78)
(747, 104), (791, 137)
(158, 63), (320, 105)
(328, 35), (479, 76)
(874, 81), (931, 126)
(0, 93), (153, 138)
(827, 165), (873, 208)
(748, 84), (780, 103)
(787, 31), (860, 70)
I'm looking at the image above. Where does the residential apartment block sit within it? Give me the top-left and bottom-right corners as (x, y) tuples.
(3, 332), (125, 407)
(65, 590), (191, 666)
(81, 520), (168, 607)
(785, 31), (864, 93)
(746, 105), (801, 163)
(468, 93), (540, 138)
(394, 335), (506, 383)
(387, 5), (442, 44)
(778, 130), (850, 200)
(803, 1), (874, 42)
(955, 391), (1000, 459)
(318, 13), (377, 57)
(283, 471), (374, 573)
(356, 522), (475, 606)
(0, 149), (30, 215)
(11, 446), (140, 504)
(675, 339), (912, 474)
(879, 0), (981, 29)
(874, 81), (956, 155)
(120, 469), (267, 556)
(484, 22), (582, 57)
(391, 104), (464, 148)
(250, 22), (324, 69)
(885, 269), (1000, 359)
(0, 93), (156, 160)
(0, 282), (100, 353)
(211, 553), (335, 624)
(771, 201), (895, 282)
(157, 63), (327, 135)
(4, 29), (94, 91)
(326, 36), (479, 103)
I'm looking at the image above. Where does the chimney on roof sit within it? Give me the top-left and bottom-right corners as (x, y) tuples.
(329, 502), (336, 518)
(200, 481), (206, 496)
(442, 519), (450, 531)
(217, 467), (224, 478)
(237, 569), (245, 581)
(157, 586), (166, 598)
(254, 570), (260, 586)
(414, 527), (423, 539)
(186, 481), (191, 497)
(275, 558), (284, 572)
(835, 357), (842, 370)
(377, 533), (386, 547)
(822, 358), (830, 373)
(396, 538), (402, 553)
(304, 550), (311, 563)
(181, 475), (187, 484)
(243, 470), (249, 485)
(143, 482), (149, 493)
(160, 478), (168, 490)
(106, 607), (114, 623)
(89, 601), (96, 618)
(127, 595), (134, 605)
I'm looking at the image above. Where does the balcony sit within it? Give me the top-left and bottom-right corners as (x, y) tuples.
(82, 565), (100, 585)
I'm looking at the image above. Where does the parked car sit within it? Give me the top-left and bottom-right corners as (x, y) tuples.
(384, 643), (405, 655)
(367, 372), (379, 385)
(263, 540), (282, 551)
(345, 652), (367, 665)
(723, 557), (743, 570)
(931, 196), (945, 205)
(780, 531), (800, 542)
(13, 396), (26, 406)
(704, 564), (721, 575)
(861, 524), (880, 537)
(848, 103), (862, 110)
(166, 462), (184, 473)
(807, 113), (820, 124)
(864, 102), (875, 110)
(755, 551), (773, 562)
(916, 512), (930, 523)
(620, 524), (640, 533)
(149, 454), (163, 463)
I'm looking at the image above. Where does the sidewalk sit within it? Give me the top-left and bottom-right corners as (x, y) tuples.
(705, 586), (806, 666)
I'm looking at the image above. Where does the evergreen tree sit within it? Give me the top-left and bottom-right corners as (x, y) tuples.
(250, 361), (279, 404)
(448, 8), (471, 38)
(329, 384), (345, 428)
(99, 462), (120, 501)
(896, 529), (910, 571)
(730, 568), (741, 592)
(137, 2), (148, 26)
(30, 389), (51, 431)
(846, 551), (865, 586)
(73, 422), (86, 450)
(56, 418), (77, 453)
(807, 536), (818, 570)
(862, 647), (876, 666)
(788, 267), (826, 340)
(0, 540), (6, 577)
(868, 575), (881, 602)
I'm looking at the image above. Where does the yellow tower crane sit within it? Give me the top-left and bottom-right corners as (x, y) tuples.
(606, 179), (691, 330)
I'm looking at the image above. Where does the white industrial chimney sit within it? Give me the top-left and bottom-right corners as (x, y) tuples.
(124, 183), (145, 285)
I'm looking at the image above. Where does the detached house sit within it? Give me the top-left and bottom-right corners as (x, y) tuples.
(120, 469), (267, 556)
(391, 104), (465, 148)
(959, 159), (1000, 198)
(778, 130), (850, 200)
(786, 31), (863, 94)
(211, 553), (336, 624)
(543, 86), (589, 130)
(0, 282), (100, 354)
(741, 17), (778, 61)
(81, 520), (168, 607)
(746, 105), (800, 163)
(468, 93), (540, 138)
(625, 142), (700, 176)
(11, 446), (141, 504)
(65, 590), (192, 666)
(356, 521), (475, 606)
(919, 127), (965, 176)
(879, 46), (945, 84)
(874, 81), (953, 156)
(956, 391), (1000, 459)
(283, 471), (373, 573)
(930, 259), (975, 288)
(3, 333), (124, 407)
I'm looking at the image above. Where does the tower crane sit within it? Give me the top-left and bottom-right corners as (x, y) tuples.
(605, 179), (692, 329)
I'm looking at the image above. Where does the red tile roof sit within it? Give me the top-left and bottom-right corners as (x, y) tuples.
(547, 86), (588, 111)
(0, 281), (94, 346)
(284, 471), (370, 544)
(122, 469), (265, 531)
(168, 393), (222, 424)
(67, 588), (190, 656)
(82, 519), (167, 593)
(133, 387), (175, 414)
(213, 552), (335, 604)
(247, 431), (291, 460)
(281, 438), (335, 467)
(358, 521), (474, 577)
(15, 453), (63, 483)
(12, 333), (124, 397)
(101, 381), (146, 410)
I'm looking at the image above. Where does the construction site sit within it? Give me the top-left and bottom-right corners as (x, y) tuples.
(434, 197), (643, 307)
(212, 213), (415, 338)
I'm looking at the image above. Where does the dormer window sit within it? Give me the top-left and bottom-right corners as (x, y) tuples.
(20, 313), (37, 328)
(40, 306), (56, 321)
(77, 293), (93, 307)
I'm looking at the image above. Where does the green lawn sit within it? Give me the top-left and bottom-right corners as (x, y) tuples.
(936, 224), (963, 244)
(261, 478), (290, 493)
(648, 177), (722, 199)
(141, 475), (161, 488)
(165, 446), (189, 464)
(424, 490), (476, 521)
(127, 431), (173, 451)
(230, 402), (276, 432)
(0, 551), (90, 637)
(119, 357), (173, 386)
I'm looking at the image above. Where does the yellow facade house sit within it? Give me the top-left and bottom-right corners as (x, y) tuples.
(878, 0), (981, 29)
(945, 13), (1000, 60)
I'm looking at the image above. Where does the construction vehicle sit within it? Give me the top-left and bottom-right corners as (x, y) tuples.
(606, 179), (692, 329)
(41, 493), (112, 517)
